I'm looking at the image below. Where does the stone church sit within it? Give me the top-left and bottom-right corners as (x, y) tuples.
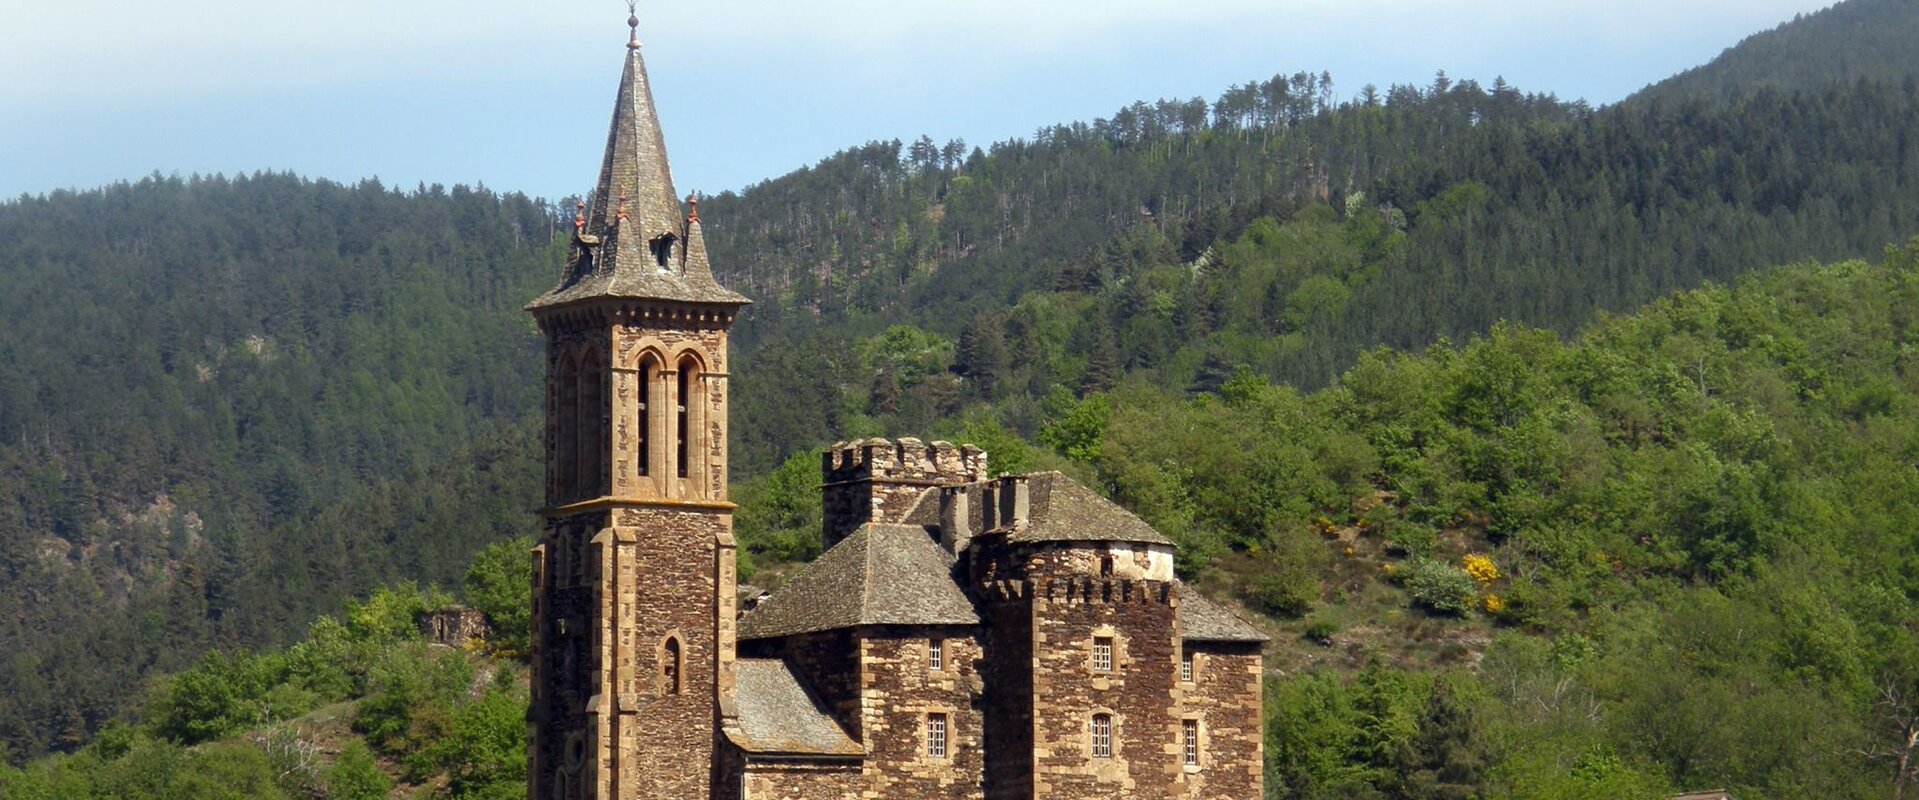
(525, 16), (1266, 800)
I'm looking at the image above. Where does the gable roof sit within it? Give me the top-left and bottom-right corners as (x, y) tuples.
(1178, 588), (1269, 643)
(727, 659), (862, 757)
(738, 523), (979, 641)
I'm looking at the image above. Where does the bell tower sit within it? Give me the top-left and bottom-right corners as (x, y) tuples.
(526, 11), (750, 799)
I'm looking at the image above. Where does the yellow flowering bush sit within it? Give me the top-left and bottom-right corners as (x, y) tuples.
(1462, 553), (1500, 585)
(1482, 594), (1506, 615)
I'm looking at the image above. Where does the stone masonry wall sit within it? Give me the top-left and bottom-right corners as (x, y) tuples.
(739, 757), (862, 800)
(858, 627), (985, 798)
(602, 505), (731, 798)
(820, 438), (987, 550)
(978, 588), (1035, 800)
(1177, 642), (1264, 800)
(531, 511), (609, 800)
(1028, 577), (1181, 799)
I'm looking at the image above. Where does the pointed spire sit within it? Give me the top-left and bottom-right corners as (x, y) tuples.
(527, 12), (748, 311)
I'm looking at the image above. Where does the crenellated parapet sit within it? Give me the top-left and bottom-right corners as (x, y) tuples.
(821, 437), (988, 486)
(820, 437), (989, 552)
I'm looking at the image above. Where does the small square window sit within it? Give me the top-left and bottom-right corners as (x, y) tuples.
(927, 713), (949, 759)
(1180, 648), (1194, 683)
(1091, 713), (1113, 759)
(1183, 719), (1199, 766)
(929, 638), (945, 672)
(1092, 636), (1114, 672)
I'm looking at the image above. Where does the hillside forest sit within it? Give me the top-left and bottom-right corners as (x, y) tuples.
(7, 0), (1919, 796)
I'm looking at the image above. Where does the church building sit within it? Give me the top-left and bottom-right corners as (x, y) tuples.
(525, 16), (1266, 799)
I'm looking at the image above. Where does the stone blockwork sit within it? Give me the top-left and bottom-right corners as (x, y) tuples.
(858, 628), (985, 798)
(1175, 643), (1264, 800)
(821, 438), (988, 550)
(737, 758), (862, 800)
(1026, 577), (1181, 799)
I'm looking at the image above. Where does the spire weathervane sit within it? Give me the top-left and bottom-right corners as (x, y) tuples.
(627, 1), (640, 49)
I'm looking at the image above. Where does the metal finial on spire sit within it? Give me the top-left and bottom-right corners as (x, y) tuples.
(686, 193), (700, 224)
(627, 1), (640, 49)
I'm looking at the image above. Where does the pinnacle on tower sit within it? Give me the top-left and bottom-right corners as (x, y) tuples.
(527, 13), (748, 311)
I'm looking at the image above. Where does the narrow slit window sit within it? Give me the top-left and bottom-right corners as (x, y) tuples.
(1183, 719), (1199, 766)
(1091, 713), (1113, 759)
(556, 355), (579, 500)
(637, 358), (653, 477)
(929, 638), (944, 672)
(676, 359), (693, 479)
(1092, 636), (1114, 672)
(927, 712), (948, 758)
(662, 637), (682, 695)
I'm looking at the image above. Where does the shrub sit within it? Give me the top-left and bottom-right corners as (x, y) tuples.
(1304, 616), (1340, 644)
(1401, 558), (1477, 615)
(1384, 520), (1439, 557)
(1246, 571), (1316, 618)
(1462, 553), (1500, 584)
(326, 741), (392, 800)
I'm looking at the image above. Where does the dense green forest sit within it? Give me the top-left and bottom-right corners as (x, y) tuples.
(1634, 0), (1919, 105)
(9, 0), (1919, 794)
(711, 69), (1919, 475)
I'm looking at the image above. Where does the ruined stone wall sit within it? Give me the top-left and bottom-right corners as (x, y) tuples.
(1176, 642), (1264, 800)
(857, 627), (985, 798)
(820, 438), (987, 550)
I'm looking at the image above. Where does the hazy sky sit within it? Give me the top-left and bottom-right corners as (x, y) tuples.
(1, 0), (1838, 202)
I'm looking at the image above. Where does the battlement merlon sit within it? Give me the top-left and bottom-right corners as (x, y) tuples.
(821, 437), (989, 486)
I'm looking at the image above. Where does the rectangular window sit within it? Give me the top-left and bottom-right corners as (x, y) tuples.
(927, 713), (948, 759)
(1180, 648), (1195, 683)
(1092, 636), (1114, 672)
(1183, 719), (1200, 766)
(929, 638), (944, 672)
(1091, 714), (1113, 759)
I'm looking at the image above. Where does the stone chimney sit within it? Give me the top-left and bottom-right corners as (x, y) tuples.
(939, 486), (971, 552)
(998, 475), (1030, 532)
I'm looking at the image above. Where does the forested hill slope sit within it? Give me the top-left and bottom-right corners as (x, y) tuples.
(0, 175), (553, 757)
(1630, 0), (1919, 105)
(709, 74), (1919, 475)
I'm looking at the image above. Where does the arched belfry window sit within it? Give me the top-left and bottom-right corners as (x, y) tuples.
(662, 636), (682, 695)
(677, 356), (697, 480)
(578, 349), (604, 498)
(637, 355), (657, 479)
(555, 352), (579, 501)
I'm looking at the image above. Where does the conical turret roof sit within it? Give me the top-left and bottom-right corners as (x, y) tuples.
(528, 20), (748, 311)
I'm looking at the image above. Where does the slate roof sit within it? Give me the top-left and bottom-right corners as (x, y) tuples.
(738, 523), (979, 641)
(1178, 588), (1269, 642)
(727, 659), (863, 756)
(528, 32), (747, 311)
(1007, 473), (1175, 545)
(907, 472), (1175, 547)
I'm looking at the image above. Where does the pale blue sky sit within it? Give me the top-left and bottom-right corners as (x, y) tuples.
(0, 1), (1838, 202)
